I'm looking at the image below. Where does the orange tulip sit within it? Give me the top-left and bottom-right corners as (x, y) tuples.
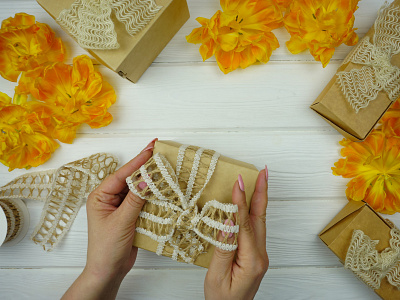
(332, 131), (400, 214)
(32, 55), (116, 143)
(0, 92), (59, 171)
(186, 0), (282, 74)
(274, 0), (293, 11)
(284, 0), (360, 67)
(379, 99), (400, 138)
(0, 13), (64, 82)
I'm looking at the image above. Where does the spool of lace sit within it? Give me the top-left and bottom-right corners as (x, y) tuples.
(0, 199), (30, 247)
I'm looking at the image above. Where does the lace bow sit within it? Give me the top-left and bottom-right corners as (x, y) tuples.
(337, 2), (400, 112)
(126, 145), (239, 264)
(57, 0), (162, 50)
(345, 227), (400, 290)
(0, 153), (118, 251)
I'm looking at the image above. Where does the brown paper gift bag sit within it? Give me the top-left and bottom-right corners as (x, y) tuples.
(319, 201), (400, 299)
(311, 0), (400, 141)
(37, 0), (190, 83)
(126, 140), (259, 268)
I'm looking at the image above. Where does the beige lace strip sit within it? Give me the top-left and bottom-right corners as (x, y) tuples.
(0, 153), (118, 251)
(126, 145), (239, 264)
(345, 227), (400, 290)
(57, 0), (163, 50)
(337, 1), (400, 112)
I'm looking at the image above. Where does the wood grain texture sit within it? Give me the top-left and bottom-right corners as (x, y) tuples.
(0, 132), (348, 199)
(0, 268), (379, 300)
(0, 0), (394, 299)
(1, 200), (399, 269)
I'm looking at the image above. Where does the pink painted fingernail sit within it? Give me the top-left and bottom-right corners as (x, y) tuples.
(138, 181), (147, 190)
(265, 165), (269, 181)
(141, 138), (158, 153)
(221, 219), (235, 238)
(238, 174), (245, 192)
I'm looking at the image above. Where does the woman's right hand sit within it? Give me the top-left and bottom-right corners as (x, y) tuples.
(204, 168), (269, 300)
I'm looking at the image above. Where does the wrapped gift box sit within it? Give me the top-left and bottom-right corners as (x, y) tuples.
(319, 201), (400, 299)
(128, 140), (260, 268)
(310, 0), (400, 141)
(37, 0), (190, 83)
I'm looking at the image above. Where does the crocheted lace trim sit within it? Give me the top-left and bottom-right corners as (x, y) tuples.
(126, 145), (239, 264)
(57, 0), (162, 50)
(0, 153), (118, 251)
(336, 1), (400, 112)
(345, 228), (400, 290)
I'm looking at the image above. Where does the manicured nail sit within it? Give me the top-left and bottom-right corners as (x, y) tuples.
(238, 174), (245, 192)
(141, 138), (158, 153)
(221, 219), (235, 238)
(138, 181), (147, 190)
(265, 165), (269, 181)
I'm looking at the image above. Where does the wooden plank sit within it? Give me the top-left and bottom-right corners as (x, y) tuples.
(0, 0), (386, 64)
(0, 132), (348, 199)
(0, 62), (346, 131)
(1, 199), (399, 268)
(0, 267), (379, 299)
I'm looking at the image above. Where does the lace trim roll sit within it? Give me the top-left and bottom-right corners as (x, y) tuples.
(345, 227), (400, 290)
(126, 145), (239, 264)
(0, 153), (118, 251)
(336, 1), (400, 112)
(57, 0), (163, 50)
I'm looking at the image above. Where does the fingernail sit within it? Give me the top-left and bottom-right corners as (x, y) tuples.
(221, 219), (235, 238)
(141, 138), (158, 153)
(238, 174), (245, 192)
(265, 165), (269, 181)
(138, 181), (147, 190)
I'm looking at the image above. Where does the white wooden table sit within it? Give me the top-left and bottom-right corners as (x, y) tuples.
(0, 0), (397, 299)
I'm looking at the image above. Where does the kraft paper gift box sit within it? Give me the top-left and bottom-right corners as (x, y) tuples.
(310, 0), (400, 141)
(37, 0), (190, 83)
(127, 140), (260, 268)
(319, 201), (400, 299)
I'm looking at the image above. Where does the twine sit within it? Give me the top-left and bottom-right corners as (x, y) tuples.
(127, 145), (239, 264)
(0, 199), (24, 244)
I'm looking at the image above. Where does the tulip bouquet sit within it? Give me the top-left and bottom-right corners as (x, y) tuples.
(187, 0), (361, 73)
(0, 13), (116, 171)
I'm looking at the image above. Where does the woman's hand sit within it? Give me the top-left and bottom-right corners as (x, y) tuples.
(204, 168), (269, 300)
(62, 139), (157, 300)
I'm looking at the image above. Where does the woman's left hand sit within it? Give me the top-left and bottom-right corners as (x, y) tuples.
(62, 139), (156, 300)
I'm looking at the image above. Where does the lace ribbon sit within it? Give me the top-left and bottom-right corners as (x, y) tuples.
(126, 145), (239, 264)
(336, 1), (400, 112)
(345, 227), (400, 290)
(57, 0), (163, 50)
(0, 153), (118, 251)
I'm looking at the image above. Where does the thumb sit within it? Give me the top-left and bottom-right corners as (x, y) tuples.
(116, 191), (146, 229)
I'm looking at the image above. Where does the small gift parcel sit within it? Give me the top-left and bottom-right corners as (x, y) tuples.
(37, 0), (190, 83)
(311, 0), (400, 141)
(319, 201), (400, 299)
(126, 140), (259, 268)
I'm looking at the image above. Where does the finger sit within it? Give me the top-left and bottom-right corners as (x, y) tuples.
(116, 190), (147, 228)
(233, 175), (257, 255)
(250, 167), (268, 252)
(98, 138), (157, 196)
(208, 228), (236, 283)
